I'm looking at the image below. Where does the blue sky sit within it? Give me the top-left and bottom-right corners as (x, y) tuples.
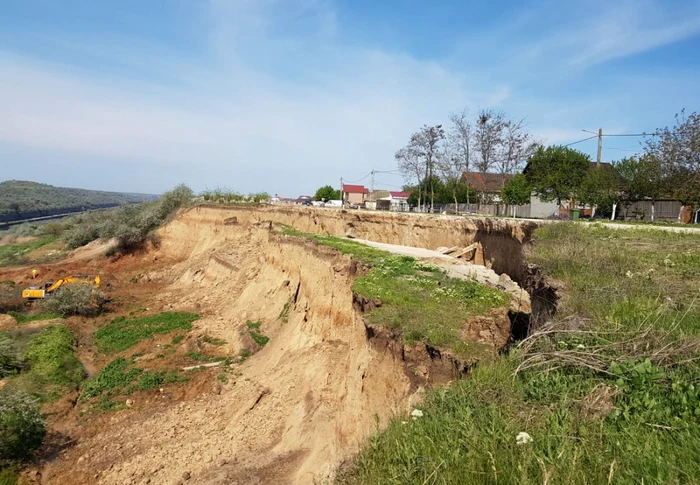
(1, 0), (700, 196)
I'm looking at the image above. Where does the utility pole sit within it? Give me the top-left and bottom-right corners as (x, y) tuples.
(596, 128), (603, 167)
(370, 170), (375, 196)
(340, 177), (344, 207)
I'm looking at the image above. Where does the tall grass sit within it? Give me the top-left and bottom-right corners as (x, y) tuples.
(340, 223), (700, 484)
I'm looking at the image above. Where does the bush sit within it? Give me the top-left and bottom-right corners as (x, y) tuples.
(39, 284), (105, 317)
(0, 332), (23, 379)
(0, 392), (46, 464)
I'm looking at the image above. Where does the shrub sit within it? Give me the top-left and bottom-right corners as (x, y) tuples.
(0, 332), (23, 378)
(0, 392), (46, 464)
(39, 284), (105, 317)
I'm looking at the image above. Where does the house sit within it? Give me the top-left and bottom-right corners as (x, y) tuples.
(342, 184), (369, 206)
(461, 171), (558, 218)
(366, 190), (410, 211)
(461, 172), (512, 203)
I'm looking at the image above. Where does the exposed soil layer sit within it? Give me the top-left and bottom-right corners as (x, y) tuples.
(1, 206), (543, 484)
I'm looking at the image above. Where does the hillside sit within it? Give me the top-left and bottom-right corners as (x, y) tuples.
(0, 180), (157, 222)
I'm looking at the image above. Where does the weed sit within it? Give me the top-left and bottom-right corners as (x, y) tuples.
(81, 358), (142, 399)
(279, 301), (291, 323)
(94, 312), (199, 353)
(202, 335), (226, 346)
(238, 348), (251, 363)
(245, 320), (261, 330)
(185, 352), (224, 363)
(6, 312), (62, 325)
(249, 331), (269, 347)
(171, 335), (185, 345)
(217, 374), (228, 384)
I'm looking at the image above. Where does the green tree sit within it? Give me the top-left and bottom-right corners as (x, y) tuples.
(644, 109), (700, 217)
(579, 164), (621, 218)
(314, 185), (340, 201)
(613, 156), (665, 220)
(525, 146), (591, 206)
(500, 174), (531, 217)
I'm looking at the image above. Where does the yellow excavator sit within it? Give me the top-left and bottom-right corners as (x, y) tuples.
(22, 274), (101, 300)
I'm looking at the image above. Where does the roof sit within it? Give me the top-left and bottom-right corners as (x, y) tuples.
(342, 184), (369, 194)
(389, 191), (410, 198)
(461, 172), (513, 193)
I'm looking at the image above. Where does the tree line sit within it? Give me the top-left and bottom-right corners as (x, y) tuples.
(397, 108), (699, 220)
(501, 110), (700, 220)
(396, 109), (541, 211)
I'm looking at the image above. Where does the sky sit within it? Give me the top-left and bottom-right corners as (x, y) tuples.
(1, 0), (700, 196)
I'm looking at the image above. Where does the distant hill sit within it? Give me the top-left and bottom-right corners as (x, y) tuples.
(0, 180), (158, 223)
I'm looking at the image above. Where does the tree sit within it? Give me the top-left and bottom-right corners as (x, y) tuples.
(644, 109), (700, 219)
(525, 146), (591, 206)
(473, 109), (506, 175)
(314, 185), (340, 201)
(397, 125), (446, 211)
(396, 148), (424, 210)
(500, 174), (531, 217)
(579, 164), (622, 218)
(448, 110), (473, 205)
(495, 119), (540, 186)
(436, 152), (465, 211)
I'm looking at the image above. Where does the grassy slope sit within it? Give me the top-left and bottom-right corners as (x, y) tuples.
(1, 325), (85, 401)
(0, 180), (155, 219)
(0, 236), (57, 267)
(279, 225), (508, 359)
(339, 223), (700, 485)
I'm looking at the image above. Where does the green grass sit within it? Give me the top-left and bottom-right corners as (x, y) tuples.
(7, 311), (62, 325)
(278, 224), (508, 358)
(0, 466), (22, 485)
(94, 312), (200, 353)
(23, 326), (85, 388)
(0, 325), (85, 402)
(245, 320), (269, 347)
(340, 223), (700, 484)
(171, 335), (185, 345)
(202, 335), (226, 346)
(0, 235), (57, 266)
(81, 357), (188, 402)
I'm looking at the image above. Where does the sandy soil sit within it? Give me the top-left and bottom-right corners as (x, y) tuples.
(1, 207), (531, 485)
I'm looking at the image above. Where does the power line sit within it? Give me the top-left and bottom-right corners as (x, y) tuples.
(343, 173), (371, 184)
(564, 135), (597, 147)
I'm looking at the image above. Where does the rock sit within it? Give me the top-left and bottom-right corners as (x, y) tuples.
(182, 471), (191, 481)
(125, 399), (134, 408)
(218, 458), (228, 467)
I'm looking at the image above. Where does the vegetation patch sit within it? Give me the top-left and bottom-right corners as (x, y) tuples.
(39, 284), (105, 317)
(279, 225), (508, 357)
(6, 312), (62, 325)
(341, 223), (700, 484)
(246, 320), (269, 347)
(81, 358), (188, 402)
(0, 392), (46, 466)
(1, 325), (84, 401)
(94, 311), (200, 353)
(0, 236), (56, 267)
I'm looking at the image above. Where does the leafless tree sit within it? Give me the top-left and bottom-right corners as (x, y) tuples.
(448, 109), (472, 205)
(398, 125), (445, 212)
(395, 147), (424, 209)
(473, 109), (507, 175)
(436, 149), (463, 211)
(495, 118), (541, 187)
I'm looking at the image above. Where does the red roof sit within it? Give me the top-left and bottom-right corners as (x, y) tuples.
(389, 191), (409, 198)
(343, 184), (369, 194)
(461, 172), (512, 193)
